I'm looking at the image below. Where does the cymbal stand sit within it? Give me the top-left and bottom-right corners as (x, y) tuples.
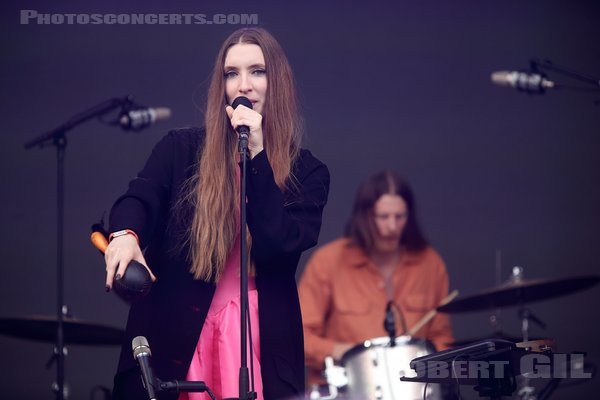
(489, 250), (504, 338)
(518, 307), (546, 343)
(516, 307), (542, 400)
(484, 263), (518, 343)
(516, 306), (547, 400)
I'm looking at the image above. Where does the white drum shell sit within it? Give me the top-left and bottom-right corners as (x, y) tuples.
(339, 336), (441, 400)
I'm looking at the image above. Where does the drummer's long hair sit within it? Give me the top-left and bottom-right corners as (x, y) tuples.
(345, 170), (428, 253)
(181, 27), (302, 282)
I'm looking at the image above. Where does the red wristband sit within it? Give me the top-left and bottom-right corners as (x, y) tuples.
(108, 229), (139, 244)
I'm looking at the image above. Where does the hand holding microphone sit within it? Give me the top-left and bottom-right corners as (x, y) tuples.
(225, 96), (264, 158)
(91, 228), (154, 302)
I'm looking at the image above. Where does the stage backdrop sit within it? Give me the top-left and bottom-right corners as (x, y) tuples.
(1, 1), (599, 399)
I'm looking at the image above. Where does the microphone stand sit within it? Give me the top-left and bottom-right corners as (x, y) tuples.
(24, 96), (134, 149)
(531, 59), (600, 88)
(531, 59), (600, 102)
(233, 130), (256, 400)
(24, 95), (134, 400)
(159, 379), (217, 400)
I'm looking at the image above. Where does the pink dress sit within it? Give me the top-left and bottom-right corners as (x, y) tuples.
(178, 233), (264, 400)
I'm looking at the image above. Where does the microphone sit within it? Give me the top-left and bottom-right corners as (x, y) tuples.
(119, 107), (171, 131)
(112, 261), (153, 302)
(231, 96), (253, 140)
(132, 336), (158, 400)
(90, 227), (152, 303)
(491, 71), (555, 93)
(384, 301), (396, 346)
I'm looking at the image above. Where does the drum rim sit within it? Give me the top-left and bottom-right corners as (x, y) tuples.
(340, 335), (434, 365)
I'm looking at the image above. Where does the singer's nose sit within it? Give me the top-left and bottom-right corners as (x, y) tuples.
(239, 72), (252, 93)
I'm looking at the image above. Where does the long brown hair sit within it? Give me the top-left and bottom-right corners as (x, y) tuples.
(345, 170), (428, 254)
(187, 28), (302, 282)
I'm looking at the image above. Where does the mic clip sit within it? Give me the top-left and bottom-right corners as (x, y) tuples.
(118, 102), (153, 132)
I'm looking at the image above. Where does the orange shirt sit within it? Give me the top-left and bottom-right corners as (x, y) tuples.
(298, 238), (454, 383)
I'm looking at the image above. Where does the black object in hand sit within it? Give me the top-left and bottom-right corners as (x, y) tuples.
(113, 261), (152, 303)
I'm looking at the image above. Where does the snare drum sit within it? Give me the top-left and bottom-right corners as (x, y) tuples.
(338, 336), (441, 400)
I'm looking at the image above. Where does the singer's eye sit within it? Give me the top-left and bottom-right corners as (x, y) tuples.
(252, 69), (266, 76)
(224, 70), (238, 79)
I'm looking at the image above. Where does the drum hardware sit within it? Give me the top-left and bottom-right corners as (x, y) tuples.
(320, 336), (441, 400)
(403, 339), (517, 399)
(0, 314), (124, 399)
(313, 356), (346, 400)
(438, 267), (596, 350)
(515, 339), (554, 353)
(516, 305), (548, 400)
(436, 270), (600, 314)
(438, 267), (599, 399)
(445, 269), (550, 347)
(402, 338), (564, 399)
(0, 315), (125, 345)
(313, 290), (461, 399)
(449, 333), (544, 348)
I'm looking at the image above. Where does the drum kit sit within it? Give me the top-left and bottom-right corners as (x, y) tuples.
(0, 313), (124, 399)
(311, 269), (599, 400)
(1, 268), (598, 399)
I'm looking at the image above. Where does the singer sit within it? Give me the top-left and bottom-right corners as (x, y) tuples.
(298, 171), (452, 385)
(104, 28), (329, 400)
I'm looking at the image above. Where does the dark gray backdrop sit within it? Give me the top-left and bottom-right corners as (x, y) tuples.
(1, 0), (599, 399)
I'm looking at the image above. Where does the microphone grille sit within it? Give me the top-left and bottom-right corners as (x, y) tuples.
(132, 336), (151, 358)
(153, 107), (172, 122)
(490, 71), (512, 86)
(231, 96), (253, 110)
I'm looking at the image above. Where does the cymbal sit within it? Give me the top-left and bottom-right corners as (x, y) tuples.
(0, 315), (124, 346)
(438, 275), (600, 313)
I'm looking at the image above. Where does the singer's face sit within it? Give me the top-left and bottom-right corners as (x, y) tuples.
(371, 194), (408, 254)
(224, 43), (267, 115)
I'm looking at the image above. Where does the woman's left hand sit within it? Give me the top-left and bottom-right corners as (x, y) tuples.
(226, 104), (264, 159)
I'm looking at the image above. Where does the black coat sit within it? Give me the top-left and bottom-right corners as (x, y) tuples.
(109, 127), (330, 400)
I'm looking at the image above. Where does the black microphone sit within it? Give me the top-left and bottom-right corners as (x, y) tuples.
(491, 70), (555, 93)
(231, 96), (253, 140)
(132, 336), (158, 400)
(113, 261), (153, 303)
(119, 107), (171, 131)
(384, 301), (396, 347)
(159, 380), (208, 393)
(89, 228), (152, 303)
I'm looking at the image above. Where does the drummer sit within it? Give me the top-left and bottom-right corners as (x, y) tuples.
(299, 170), (454, 385)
